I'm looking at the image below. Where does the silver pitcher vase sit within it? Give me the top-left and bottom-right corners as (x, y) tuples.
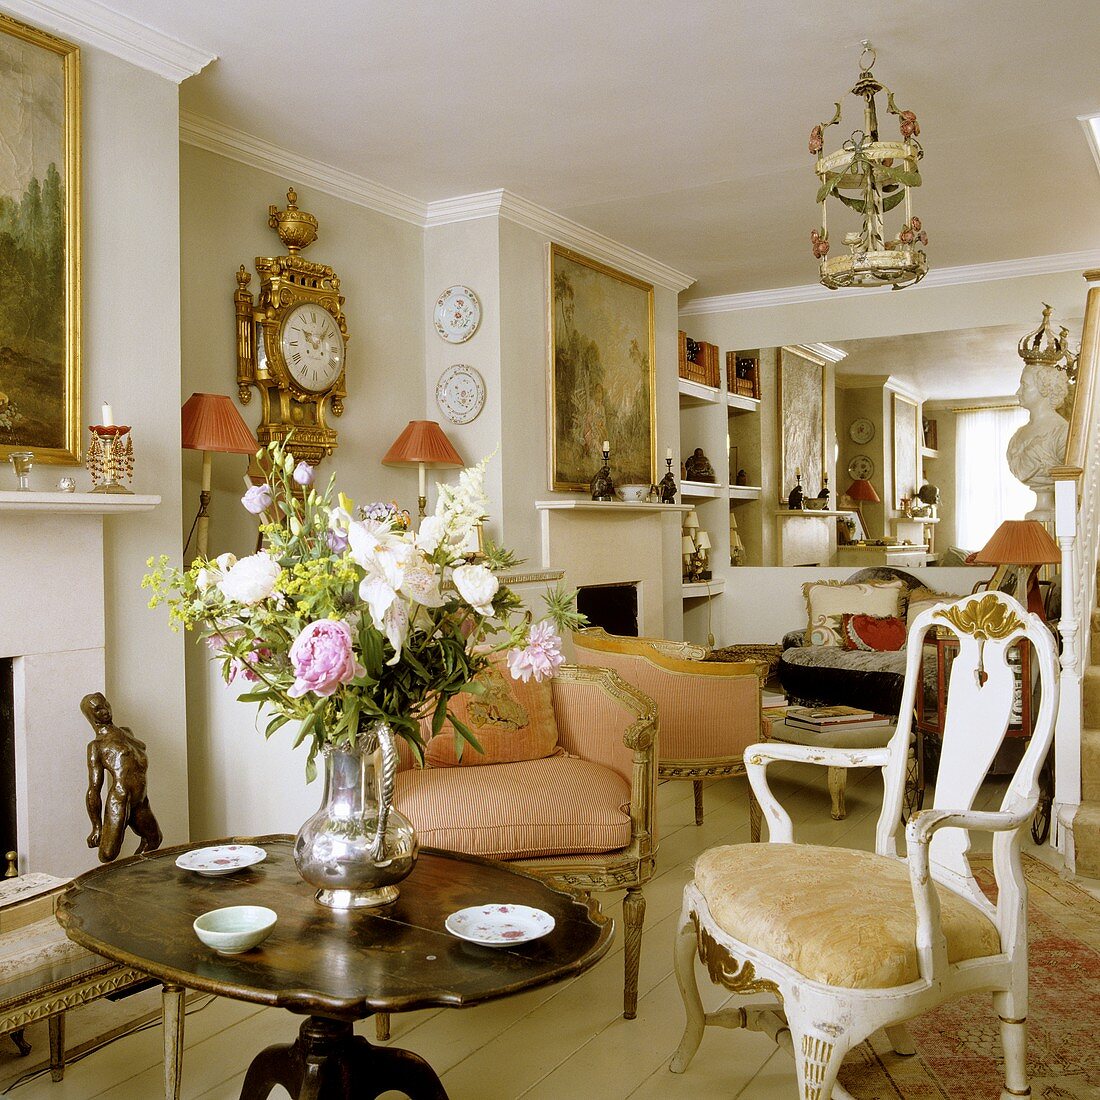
(293, 720), (418, 909)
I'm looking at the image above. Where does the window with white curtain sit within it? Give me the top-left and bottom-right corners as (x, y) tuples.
(954, 406), (1034, 550)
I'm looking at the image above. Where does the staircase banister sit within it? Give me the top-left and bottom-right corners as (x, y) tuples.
(1060, 270), (1100, 481)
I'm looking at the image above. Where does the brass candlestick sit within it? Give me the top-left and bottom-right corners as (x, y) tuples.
(87, 425), (134, 494)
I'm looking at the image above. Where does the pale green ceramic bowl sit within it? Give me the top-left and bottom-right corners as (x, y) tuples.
(193, 905), (277, 955)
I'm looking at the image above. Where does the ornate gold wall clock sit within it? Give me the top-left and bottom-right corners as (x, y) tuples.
(234, 188), (348, 466)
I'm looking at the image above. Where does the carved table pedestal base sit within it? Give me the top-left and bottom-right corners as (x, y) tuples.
(240, 1015), (447, 1100)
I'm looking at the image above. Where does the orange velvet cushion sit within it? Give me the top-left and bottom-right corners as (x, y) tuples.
(395, 755), (632, 859)
(423, 662), (559, 767)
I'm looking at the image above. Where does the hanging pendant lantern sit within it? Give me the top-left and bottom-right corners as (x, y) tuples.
(810, 41), (927, 291)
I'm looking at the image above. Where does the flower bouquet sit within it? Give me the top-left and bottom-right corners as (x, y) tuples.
(145, 438), (582, 906)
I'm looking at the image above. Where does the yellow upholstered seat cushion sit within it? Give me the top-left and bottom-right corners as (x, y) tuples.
(395, 754), (632, 860)
(694, 844), (1000, 989)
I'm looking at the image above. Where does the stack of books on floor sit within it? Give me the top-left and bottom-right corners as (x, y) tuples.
(784, 705), (886, 732)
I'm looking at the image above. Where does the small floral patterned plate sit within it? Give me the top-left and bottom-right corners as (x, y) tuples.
(175, 844), (267, 877)
(445, 904), (555, 946)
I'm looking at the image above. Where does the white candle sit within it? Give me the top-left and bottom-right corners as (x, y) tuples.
(666, 447), (673, 460)
(602, 440), (609, 453)
(101, 403), (114, 426)
(418, 462), (426, 500)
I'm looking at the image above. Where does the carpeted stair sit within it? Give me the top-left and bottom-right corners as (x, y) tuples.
(1071, 604), (1100, 877)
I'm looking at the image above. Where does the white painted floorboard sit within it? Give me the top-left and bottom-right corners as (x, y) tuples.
(8, 762), (1090, 1100)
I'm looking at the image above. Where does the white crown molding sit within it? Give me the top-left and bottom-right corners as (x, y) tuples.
(1078, 114), (1100, 177)
(180, 112), (427, 227)
(679, 250), (1100, 316)
(0, 0), (215, 82)
(800, 342), (847, 363)
(426, 189), (696, 293)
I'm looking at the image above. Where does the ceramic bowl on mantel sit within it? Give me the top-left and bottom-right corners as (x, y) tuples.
(616, 484), (650, 503)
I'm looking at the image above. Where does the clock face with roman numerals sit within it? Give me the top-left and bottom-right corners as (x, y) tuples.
(278, 302), (345, 393)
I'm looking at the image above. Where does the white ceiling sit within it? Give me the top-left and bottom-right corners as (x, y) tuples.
(833, 321), (1086, 402)
(90, 1), (1100, 298)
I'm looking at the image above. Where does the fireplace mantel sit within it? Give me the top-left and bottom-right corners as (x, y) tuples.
(0, 491), (159, 513)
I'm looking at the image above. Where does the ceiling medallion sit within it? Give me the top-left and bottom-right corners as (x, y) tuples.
(810, 41), (927, 291)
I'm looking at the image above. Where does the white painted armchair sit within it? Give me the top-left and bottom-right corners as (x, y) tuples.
(670, 591), (1058, 1100)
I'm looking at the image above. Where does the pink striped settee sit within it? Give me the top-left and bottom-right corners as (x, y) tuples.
(392, 663), (658, 1021)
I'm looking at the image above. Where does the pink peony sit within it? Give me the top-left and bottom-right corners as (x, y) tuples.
(507, 620), (564, 683)
(287, 619), (365, 698)
(242, 484), (273, 514)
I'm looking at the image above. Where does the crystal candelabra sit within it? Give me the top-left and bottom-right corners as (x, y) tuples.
(86, 425), (134, 494)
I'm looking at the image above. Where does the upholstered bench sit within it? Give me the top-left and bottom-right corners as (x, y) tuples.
(0, 874), (145, 1082)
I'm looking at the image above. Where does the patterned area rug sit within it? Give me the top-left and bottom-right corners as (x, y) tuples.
(839, 855), (1100, 1099)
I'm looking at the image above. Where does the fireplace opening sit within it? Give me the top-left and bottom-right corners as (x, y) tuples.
(577, 582), (639, 637)
(0, 659), (14, 864)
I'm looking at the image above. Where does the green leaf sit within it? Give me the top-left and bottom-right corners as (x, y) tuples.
(836, 192), (868, 214)
(448, 713), (485, 757)
(264, 713), (291, 740)
(431, 694), (448, 737)
(237, 691), (271, 704)
(881, 189), (908, 214)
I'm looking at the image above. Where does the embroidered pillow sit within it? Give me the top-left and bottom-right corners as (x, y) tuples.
(802, 579), (907, 647)
(906, 590), (967, 629)
(422, 661), (560, 767)
(840, 613), (907, 652)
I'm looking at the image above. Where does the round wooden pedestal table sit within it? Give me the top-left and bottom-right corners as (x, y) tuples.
(56, 836), (612, 1100)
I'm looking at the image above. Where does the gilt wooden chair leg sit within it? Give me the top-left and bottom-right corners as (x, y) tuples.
(48, 1012), (65, 1081)
(693, 781), (704, 826)
(162, 982), (185, 1100)
(375, 1012), (391, 1041)
(621, 886), (646, 1019)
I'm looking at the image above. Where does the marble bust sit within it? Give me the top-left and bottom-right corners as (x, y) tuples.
(1006, 362), (1070, 522)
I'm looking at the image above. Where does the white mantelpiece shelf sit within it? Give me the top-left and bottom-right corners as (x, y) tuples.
(773, 508), (852, 518)
(535, 500), (692, 513)
(0, 491), (160, 513)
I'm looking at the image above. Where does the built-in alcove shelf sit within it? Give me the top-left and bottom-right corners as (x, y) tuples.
(726, 393), (761, 414)
(535, 499), (691, 514)
(921, 446), (939, 459)
(677, 378), (723, 407)
(682, 578), (726, 598)
(680, 481), (722, 500)
(0, 491), (160, 513)
(772, 507), (852, 518)
(728, 485), (762, 501)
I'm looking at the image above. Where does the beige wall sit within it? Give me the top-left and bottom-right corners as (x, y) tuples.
(179, 146), (426, 839)
(80, 47), (189, 850)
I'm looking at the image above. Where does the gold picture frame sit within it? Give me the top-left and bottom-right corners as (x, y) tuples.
(892, 392), (921, 508)
(0, 14), (81, 465)
(547, 244), (655, 491)
(776, 346), (826, 503)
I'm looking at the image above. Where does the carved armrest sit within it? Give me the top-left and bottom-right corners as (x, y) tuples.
(745, 741), (892, 844)
(904, 806), (1033, 982)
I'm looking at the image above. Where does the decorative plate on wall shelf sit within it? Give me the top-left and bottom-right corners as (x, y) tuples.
(847, 454), (875, 481)
(433, 285), (481, 343)
(849, 417), (875, 444)
(436, 364), (486, 424)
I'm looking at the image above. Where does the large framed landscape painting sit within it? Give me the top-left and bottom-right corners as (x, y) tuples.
(0, 14), (81, 465)
(548, 244), (654, 491)
(777, 345), (826, 503)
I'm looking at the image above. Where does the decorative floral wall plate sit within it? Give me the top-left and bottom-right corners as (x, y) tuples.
(436, 364), (486, 424)
(175, 844), (267, 877)
(433, 285), (481, 343)
(445, 903), (555, 946)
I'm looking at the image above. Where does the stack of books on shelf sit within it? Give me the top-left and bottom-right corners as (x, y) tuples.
(678, 330), (720, 387)
(727, 352), (761, 398)
(784, 705), (887, 732)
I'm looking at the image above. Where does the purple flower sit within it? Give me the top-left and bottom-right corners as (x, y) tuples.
(287, 619), (365, 698)
(507, 620), (564, 683)
(293, 461), (315, 487)
(326, 528), (349, 553)
(242, 484), (273, 514)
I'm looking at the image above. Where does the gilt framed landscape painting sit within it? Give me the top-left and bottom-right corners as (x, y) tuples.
(548, 244), (654, 491)
(0, 14), (81, 465)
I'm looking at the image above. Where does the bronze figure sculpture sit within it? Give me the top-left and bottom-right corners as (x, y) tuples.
(81, 692), (162, 862)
